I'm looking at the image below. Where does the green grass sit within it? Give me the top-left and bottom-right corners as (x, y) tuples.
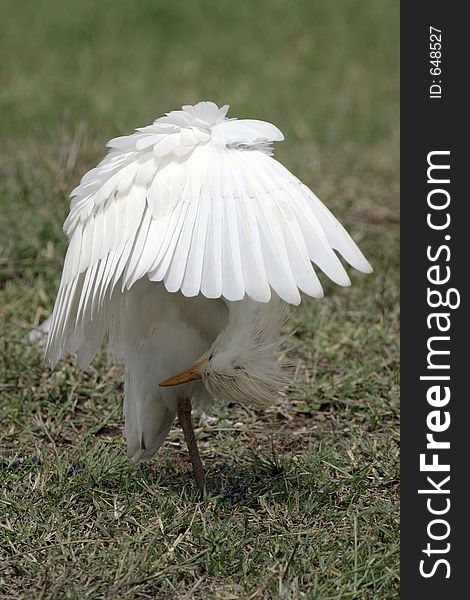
(0, 1), (399, 597)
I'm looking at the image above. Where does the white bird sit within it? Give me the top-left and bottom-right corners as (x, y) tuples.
(45, 101), (372, 494)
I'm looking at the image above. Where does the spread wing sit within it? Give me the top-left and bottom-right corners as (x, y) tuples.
(45, 103), (372, 366)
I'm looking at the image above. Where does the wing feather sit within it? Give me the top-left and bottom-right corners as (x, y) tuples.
(227, 153), (271, 302)
(263, 157), (371, 274)
(302, 186), (372, 273)
(180, 178), (211, 297)
(122, 207), (153, 289)
(237, 153), (300, 304)
(163, 194), (199, 292)
(46, 104), (371, 367)
(260, 156), (351, 286)
(219, 152), (245, 301)
(270, 188), (323, 297)
(147, 201), (185, 281)
(201, 150), (224, 298)
(163, 148), (209, 293)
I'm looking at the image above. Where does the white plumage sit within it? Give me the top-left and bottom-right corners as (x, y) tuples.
(45, 101), (372, 475)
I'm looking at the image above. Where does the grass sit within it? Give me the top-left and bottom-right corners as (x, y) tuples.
(0, 0), (399, 598)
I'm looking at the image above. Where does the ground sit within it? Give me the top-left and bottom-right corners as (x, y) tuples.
(0, 1), (399, 598)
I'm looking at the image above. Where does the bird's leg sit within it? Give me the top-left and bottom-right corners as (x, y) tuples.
(177, 393), (205, 496)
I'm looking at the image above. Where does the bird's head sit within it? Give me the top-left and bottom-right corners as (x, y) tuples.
(160, 298), (291, 407)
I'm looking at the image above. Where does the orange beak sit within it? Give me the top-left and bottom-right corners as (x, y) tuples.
(159, 357), (208, 387)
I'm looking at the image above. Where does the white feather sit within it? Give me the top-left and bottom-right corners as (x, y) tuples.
(180, 183), (210, 297)
(47, 102), (370, 408)
(122, 208), (152, 290)
(44, 101), (372, 463)
(200, 296), (291, 407)
(148, 201), (187, 283)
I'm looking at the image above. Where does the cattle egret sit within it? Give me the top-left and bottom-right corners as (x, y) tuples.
(45, 101), (372, 494)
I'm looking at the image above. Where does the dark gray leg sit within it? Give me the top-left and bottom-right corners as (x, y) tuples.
(177, 394), (205, 496)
